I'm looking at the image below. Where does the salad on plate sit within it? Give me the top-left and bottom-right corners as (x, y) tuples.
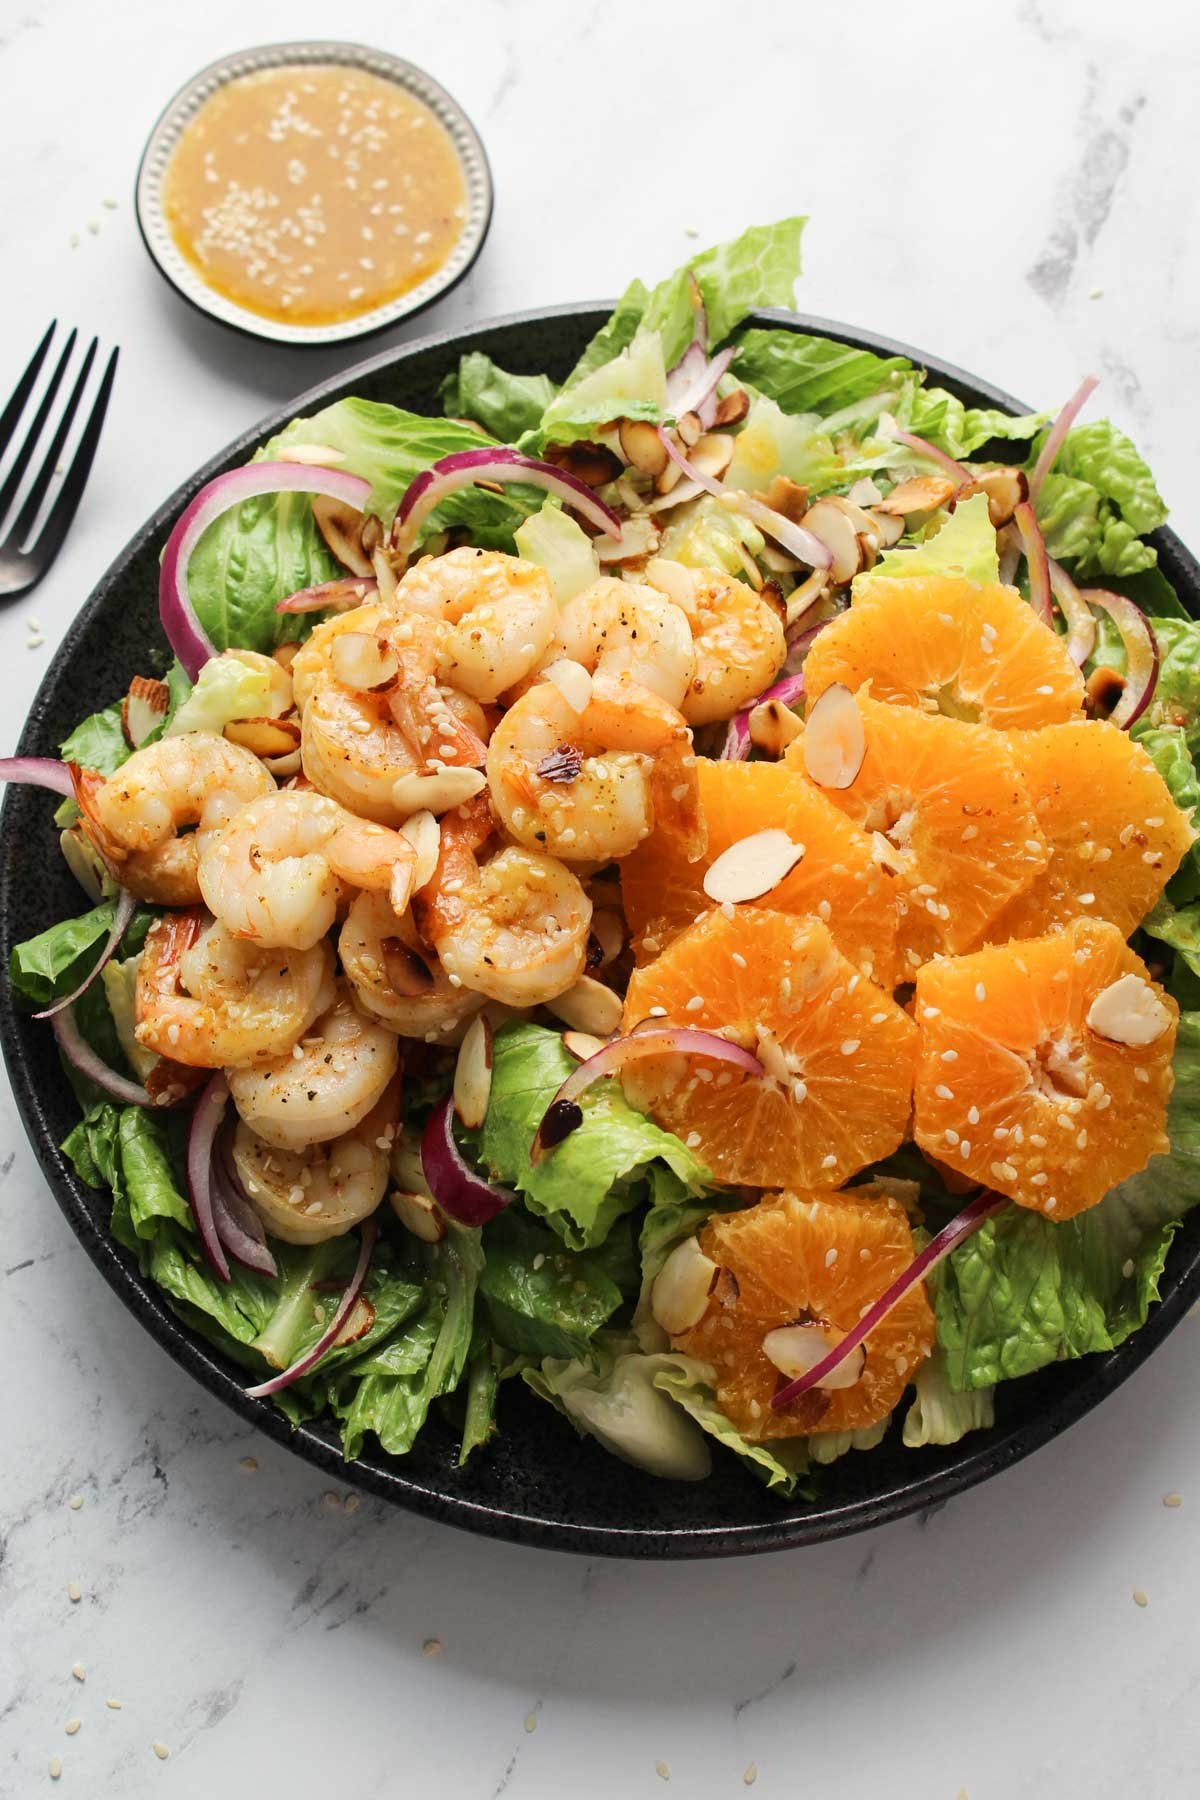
(7, 216), (1200, 1495)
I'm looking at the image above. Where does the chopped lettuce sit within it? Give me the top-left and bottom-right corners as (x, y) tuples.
(439, 352), (558, 441)
(732, 329), (914, 416)
(165, 649), (280, 737)
(513, 501), (600, 601)
(898, 385), (1049, 461)
(861, 492), (999, 589)
(902, 1350), (994, 1448)
(479, 1209), (624, 1360)
(59, 703), (129, 778)
(478, 1022), (709, 1250)
(1032, 420), (1166, 578)
(935, 1013), (1200, 1389)
(723, 395), (840, 496)
(659, 494), (764, 576)
(651, 1357), (811, 1493)
(459, 1347), (500, 1464)
(525, 1346), (713, 1480)
(10, 898), (151, 1010)
(1143, 896), (1200, 978)
(1141, 617), (1200, 751)
(807, 1418), (891, 1465)
(538, 325), (667, 445)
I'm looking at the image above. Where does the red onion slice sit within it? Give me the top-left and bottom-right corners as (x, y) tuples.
(393, 449), (621, 558)
(212, 1129), (277, 1278)
(35, 888), (136, 1021)
(0, 755), (75, 797)
(890, 429), (968, 485)
(276, 576), (380, 615)
(421, 1094), (514, 1227)
(50, 1003), (155, 1107)
(1081, 589), (1159, 729)
(670, 345), (736, 430)
(1028, 374), (1099, 501)
(532, 1027), (765, 1163)
(1047, 557), (1097, 667)
(160, 462), (371, 680)
(656, 430), (832, 571)
(771, 1190), (1009, 1411)
(245, 1221), (377, 1399)
(1013, 501), (1054, 627)
(720, 669), (807, 762)
(187, 1073), (232, 1282)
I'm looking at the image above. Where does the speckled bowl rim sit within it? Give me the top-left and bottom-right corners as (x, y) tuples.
(135, 39), (493, 347)
(5, 303), (1200, 1558)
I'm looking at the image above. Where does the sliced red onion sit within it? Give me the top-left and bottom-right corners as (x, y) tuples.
(160, 462), (371, 680)
(0, 756), (75, 797)
(1029, 374), (1099, 501)
(1081, 589), (1159, 729)
(212, 1129), (277, 1278)
(35, 888), (136, 1021)
(997, 523), (1021, 587)
(784, 610), (835, 674)
(656, 430), (832, 571)
(393, 449), (620, 557)
(50, 1003), (154, 1107)
(670, 345), (736, 430)
(187, 1073), (232, 1282)
(276, 576), (379, 615)
(1047, 557), (1097, 666)
(532, 1027), (765, 1163)
(245, 1221), (377, 1398)
(1013, 501), (1053, 627)
(421, 1095), (514, 1226)
(721, 669), (807, 761)
(890, 429), (968, 485)
(771, 1190), (1009, 1411)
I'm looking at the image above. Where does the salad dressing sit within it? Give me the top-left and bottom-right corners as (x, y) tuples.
(162, 66), (468, 326)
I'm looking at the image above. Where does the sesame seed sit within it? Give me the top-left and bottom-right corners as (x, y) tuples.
(685, 995), (704, 1012)
(732, 952), (747, 969)
(991, 1161), (1018, 1182)
(66, 1582), (81, 1603)
(871, 1010), (887, 1024)
(685, 1132), (702, 1148)
(817, 900), (831, 921)
(323, 1491), (342, 1510)
(940, 1049), (958, 1062)
(1133, 1588), (1148, 1608)
(935, 1083), (955, 1100)
(840, 1039), (860, 1056)
(944, 1128), (960, 1146)
(824, 1248), (838, 1267)
(153, 1743), (171, 1761)
(1076, 1129), (1088, 1149)
(1031, 1173), (1048, 1187)
(959, 1139), (971, 1157)
(1035, 684), (1053, 695)
(49, 1757), (62, 1780)
(71, 1665), (85, 1683)
(1078, 892), (1095, 905)
(1135, 1067), (1150, 1084)
(106, 1698), (122, 1711)
(422, 1638), (442, 1657)
(974, 982), (986, 1002)
(649, 1005), (668, 1017)
(657, 1763), (671, 1782)
(821, 1153), (837, 1169)
(1164, 1492), (1183, 1508)
(967, 1105), (980, 1125)
(525, 1714), (538, 1733)
(994, 1126), (1009, 1139)
(922, 1006), (940, 1019)
(961, 824), (978, 841)
(67, 1494), (83, 1511)
(744, 1765), (758, 1787)
(65, 1720), (81, 1737)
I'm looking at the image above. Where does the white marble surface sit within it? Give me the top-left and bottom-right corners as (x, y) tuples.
(2, 1), (1200, 1793)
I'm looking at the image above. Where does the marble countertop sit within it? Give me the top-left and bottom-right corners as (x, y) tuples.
(3, 1), (1199, 1793)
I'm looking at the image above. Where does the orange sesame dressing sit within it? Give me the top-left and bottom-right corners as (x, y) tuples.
(163, 66), (468, 326)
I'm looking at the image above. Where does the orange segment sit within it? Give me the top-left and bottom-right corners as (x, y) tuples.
(786, 695), (1048, 973)
(913, 918), (1176, 1220)
(804, 574), (1084, 728)
(619, 759), (899, 987)
(621, 908), (917, 1188)
(986, 721), (1195, 941)
(675, 1187), (934, 1439)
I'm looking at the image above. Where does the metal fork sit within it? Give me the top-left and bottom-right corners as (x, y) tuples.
(0, 323), (119, 600)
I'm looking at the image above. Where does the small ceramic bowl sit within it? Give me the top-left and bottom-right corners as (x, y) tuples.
(135, 39), (493, 348)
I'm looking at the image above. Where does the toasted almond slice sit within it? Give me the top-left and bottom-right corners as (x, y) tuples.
(642, 560), (695, 608)
(762, 1323), (865, 1390)
(545, 975), (623, 1038)
(803, 683), (865, 789)
(1086, 974), (1173, 1046)
(121, 676), (170, 748)
(391, 766), (486, 817)
(846, 477), (884, 507)
(331, 631), (398, 691)
(748, 698), (804, 759)
(224, 715), (302, 758)
(389, 1189), (447, 1243)
(651, 1236), (719, 1335)
(956, 466), (1028, 527)
(702, 828), (805, 905)
(688, 432), (735, 481)
(400, 809), (441, 889)
(595, 516), (661, 564)
(619, 418), (669, 477)
(313, 495), (373, 577)
(713, 387), (750, 427)
(677, 410), (703, 448)
(874, 474), (958, 516)
(562, 1029), (608, 1062)
(761, 475), (810, 524)
(277, 442), (347, 466)
(453, 1014), (494, 1130)
(334, 1294), (376, 1346)
(867, 509), (905, 547)
(544, 438), (624, 488)
(263, 748), (303, 778)
(799, 498), (864, 584)
(542, 658), (594, 716)
(589, 909), (625, 967)
(786, 569), (830, 628)
(819, 493), (878, 538)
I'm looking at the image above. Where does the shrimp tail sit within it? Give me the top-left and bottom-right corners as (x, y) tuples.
(69, 762), (127, 869)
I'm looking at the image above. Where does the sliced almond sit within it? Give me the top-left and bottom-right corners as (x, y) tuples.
(400, 809), (441, 889)
(277, 442), (347, 466)
(389, 1189), (446, 1243)
(1086, 974), (1173, 1046)
(543, 658), (594, 715)
(331, 632), (398, 691)
(644, 558), (697, 606)
(223, 715), (302, 758)
(654, 453), (685, 497)
(866, 508), (905, 548)
(713, 387), (750, 427)
(595, 516), (661, 564)
(391, 766), (487, 817)
(676, 410), (703, 448)
(748, 697), (804, 759)
(545, 975), (623, 1038)
(956, 466), (1028, 528)
(372, 545), (399, 606)
(761, 476), (810, 525)
(645, 476), (702, 514)
(785, 569), (830, 629)
(651, 1236), (718, 1336)
(453, 1014), (494, 1130)
(589, 909), (625, 968)
(762, 1323), (865, 1390)
(543, 438), (624, 488)
(121, 675), (170, 748)
(845, 477), (884, 508)
(618, 418), (669, 477)
(874, 474), (958, 517)
(803, 683), (865, 789)
(758, 543), (804, 575)
(703, 828), (805, 904)
(688, 432), (735, 482)
(333, 1293), (376, 1346)
(263, 748), (303, 779)
(799, 498), (864, 584)
(562, 1029), (608, 1062)
(818, 493), (878, 538)
(312, 496), (373, 577)
(273, 641), (302, 671)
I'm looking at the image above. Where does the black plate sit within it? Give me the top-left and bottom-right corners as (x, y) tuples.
(4, 306), (1199, 1558)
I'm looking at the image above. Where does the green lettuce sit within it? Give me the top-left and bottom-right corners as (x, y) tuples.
(632, 1169), (743, 1351)
(538, 325), (667, 444)
(723, 395), (841, 496)
(513, 501), (600, 600)
(861, 492), (999, 589)
(479, 1210), (624, 1360)
(659, 495), (765, 577)
(439, 352), (558, 441)
(902, 1350), (994, 1448)
(477, 1022), (709, 1250)
(1143, 896), (1200, 978)
(458, 1346), (500, 1465)
(188, 488), (340, 655)
(59, 703), (129, 779)
(732, 329), (914, 416)
(10, 898), (149, 1009)
(1032, 420), (1166, 578)
(898, 385), (1049, 461)
(1141, 618), (1200, 751)
(935, 1013), (1200, 1390)
(807, 1418), (891, 1465)
(525, 1346), (713, 1480)
(165, 650), (282, 738)
(651, 1358), (811, 1494)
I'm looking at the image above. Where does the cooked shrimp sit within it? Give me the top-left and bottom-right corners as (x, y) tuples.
(554, 576), (695, 709)
(232, 1079), (400, 1244)
(198, 788), (416, 950)
(340, 890), (486, 1043)
(70, 733), (274, 906)
(670, 566), (787, 725)
(416, 803), (592, 1007)
(227, 981), (400, 1149)
(300, 676), (423, 826)
(395, 547), (557, 701)
(290, 601), (393, 711)
(135, 909), (335, 1068)
(486, 673), (703, 863)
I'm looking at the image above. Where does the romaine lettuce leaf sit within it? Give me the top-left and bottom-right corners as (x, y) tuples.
(564, 281), (651, 390)
(1032, 420), (1166, 579)
(902, 1350), (994, 1448)
(1141, 618), (1200, 751)
(899, 385), (1049, 461)
(861, 492), (999, 588)
(659, 494), (765, 576)
(732, 329), (914, 416)
(459, 1347), (500, 1464)
(1143, 896), (1200, 977)
(439, 352), (558, 441)
(513, 501), (600, 601)
(479, 1209), (624, 1360)
(478, 1022), (709, 1250)
(632, 1169), (743, 1351)
(651, 1357), (811, 1493)
(59, 703), (129, 777)
(165, 650), (281, 738)
(524, 1346), (713, 1480)
(724, 395), (840, 496)
(807, 1418), (891, 1465)
(538, 325), (667, 444)
(10, 898), (149, 1008)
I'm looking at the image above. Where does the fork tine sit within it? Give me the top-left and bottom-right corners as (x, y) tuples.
(4, 338), (98, 552)
(26, 347), (119, 574)
(0, 327), (77, 527)
(0, 322), (56, 462)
